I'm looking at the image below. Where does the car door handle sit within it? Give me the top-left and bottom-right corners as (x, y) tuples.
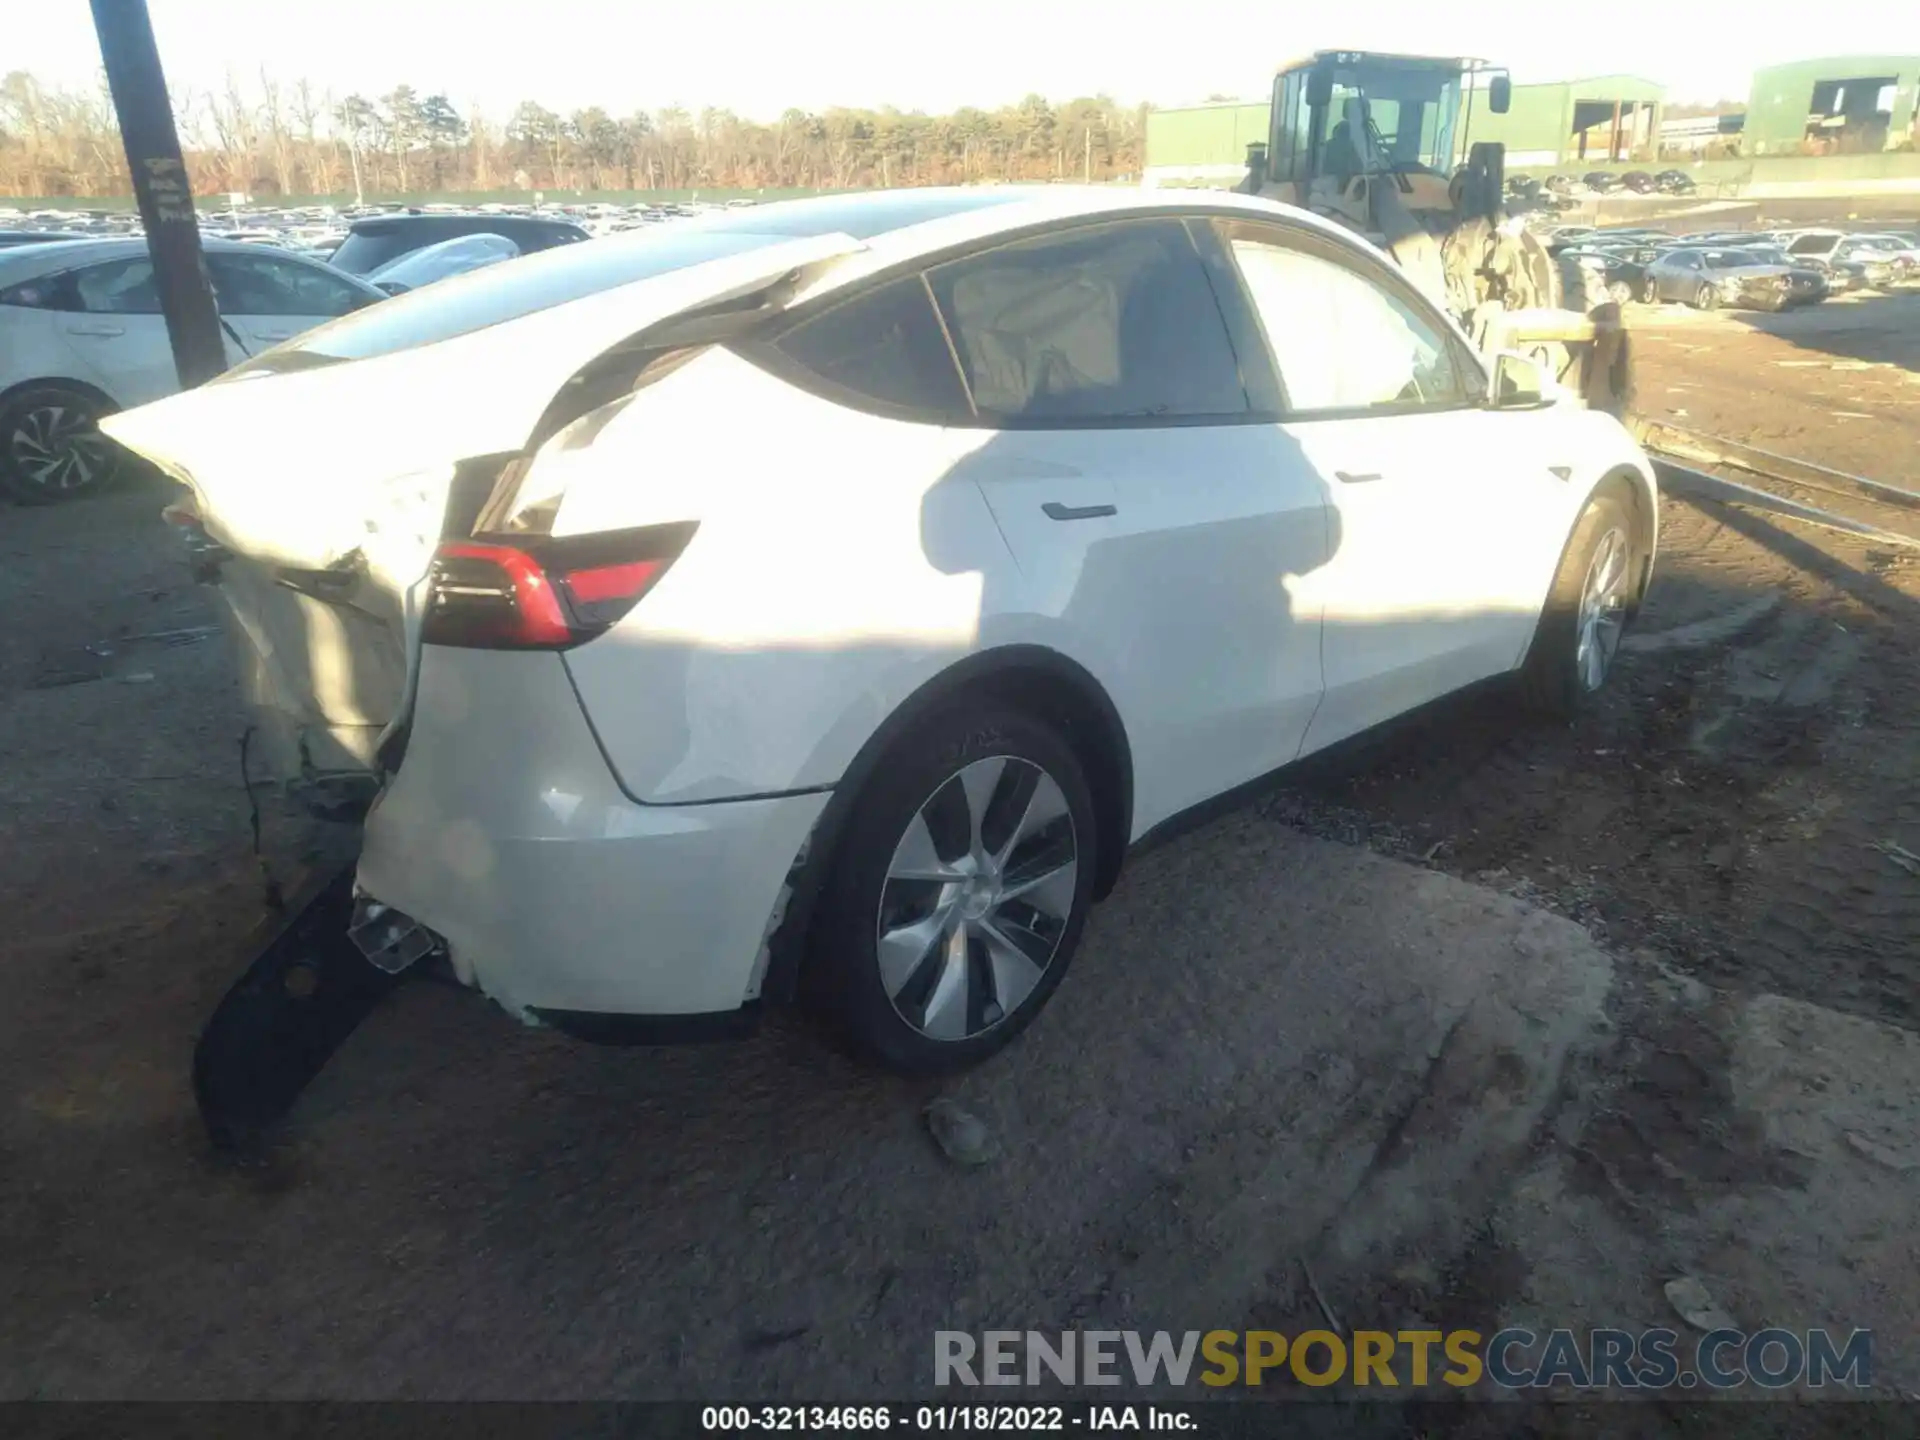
(253, 329), (296, 342)
(1334, 470), (1385, 485)
(68, 322), (125, 337)
(1042, 501), (1117, 521)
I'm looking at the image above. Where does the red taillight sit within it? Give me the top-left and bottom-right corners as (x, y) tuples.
(560, 560), (663, 606)
(421, 529), (685, 651)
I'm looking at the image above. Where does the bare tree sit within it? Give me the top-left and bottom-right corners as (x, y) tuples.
(292, 79), (333, 193)
(0, 66), (1150, 199)
(381, 86), (424, 192)
(259, 69), (293, 196)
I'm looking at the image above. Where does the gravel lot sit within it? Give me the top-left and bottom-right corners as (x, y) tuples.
(2, 292), (1917, 1417)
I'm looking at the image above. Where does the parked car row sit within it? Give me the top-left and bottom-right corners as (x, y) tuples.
(0, 205), (673, 503)
(1540, 220), (1916, 314)
(1506, 169), (1698, 210)
(0, 194), (752, 258)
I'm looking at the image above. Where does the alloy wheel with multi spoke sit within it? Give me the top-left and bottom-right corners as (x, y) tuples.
(1575, 527), (1630, 692)
(3, 393), (119, 501)
(875, 754), (1078, 1042)
(1519, 485), (1641, 719)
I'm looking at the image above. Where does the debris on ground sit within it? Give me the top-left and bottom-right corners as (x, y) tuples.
(924, 1097), (994, 1167)
(1871, 840), (1920, 878)
(1664, 1275), (1738, 1333)
(1300, 1256), (1344, 1335)
(1844, 1131), (1918, 1174)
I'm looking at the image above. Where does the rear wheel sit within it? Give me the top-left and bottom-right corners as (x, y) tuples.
(1608, 280), (1633, 306)
(1641, 275), (1661, 304)
(806, 700), (1097, 1075)
(0, 385), (122, 504)
(1519, 485), (1640, 719)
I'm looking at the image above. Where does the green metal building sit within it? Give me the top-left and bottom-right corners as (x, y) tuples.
(1744, 57), (1920, 155)
(1458, 76), (1664, 168)
(1142, 102), (1273, 185)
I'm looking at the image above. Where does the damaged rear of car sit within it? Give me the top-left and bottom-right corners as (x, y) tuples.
(103, 219), (881, 1134)
(110, 224), (868, 821)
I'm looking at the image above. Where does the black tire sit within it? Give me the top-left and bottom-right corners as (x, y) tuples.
(1608, 280), (1633, 306)
(1694, 283), (1719, 312)
(805, 699), (1098, 1076)
(1641, 275), (1661, 304)
(0, 384), (123, 504)
(1518, 484), (1640, 720)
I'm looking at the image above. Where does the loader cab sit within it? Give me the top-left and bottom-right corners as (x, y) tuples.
(1258, 52), (1510, 227)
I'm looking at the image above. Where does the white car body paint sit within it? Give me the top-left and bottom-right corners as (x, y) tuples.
(353, 647), (829, 1017)
(101, 188), (1659, 1024)
(1287, 398), (1635, 753)
(556, 348), (1330, 829)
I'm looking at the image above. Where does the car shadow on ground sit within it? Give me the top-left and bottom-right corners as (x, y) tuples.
(1727, 291), (1920, 371)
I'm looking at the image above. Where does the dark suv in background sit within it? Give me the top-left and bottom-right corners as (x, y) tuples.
(327, 212), (589, 276)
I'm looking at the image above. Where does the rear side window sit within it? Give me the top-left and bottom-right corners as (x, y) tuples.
(927, 219), (1249, 424)
(207, 252), (372, 317)
(72, 257), (162, 315)
(0, 273), (78, 310)
(771, 275), (970, 422)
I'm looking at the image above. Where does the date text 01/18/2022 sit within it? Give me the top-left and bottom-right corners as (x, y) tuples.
(701, 1406), (1197, 1431)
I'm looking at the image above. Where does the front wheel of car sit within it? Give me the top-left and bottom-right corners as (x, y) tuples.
(807, 701), (1098, 1076)
(1641, 276), (1661, 304)
(0, 385), (123, 505)
(1518, 484), (1641, 720)
(1608, 280), (1633, 306)
(1693, 283), (1719, 311)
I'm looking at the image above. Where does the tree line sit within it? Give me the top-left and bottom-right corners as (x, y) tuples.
(1, 69), (1149, 200)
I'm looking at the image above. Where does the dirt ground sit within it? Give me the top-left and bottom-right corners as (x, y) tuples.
(2, 291), (1918, 1417)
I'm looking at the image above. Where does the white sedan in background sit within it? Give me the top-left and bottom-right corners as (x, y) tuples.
(0, 237), (384, 503)
(106, 188), (1658, 1076)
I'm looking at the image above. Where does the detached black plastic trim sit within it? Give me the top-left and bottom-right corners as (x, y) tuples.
(193, 866), (411, 1151)
(533, 1001), (762, 1046)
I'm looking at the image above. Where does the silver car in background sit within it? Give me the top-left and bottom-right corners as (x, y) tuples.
(1643, 247), (1826, 311)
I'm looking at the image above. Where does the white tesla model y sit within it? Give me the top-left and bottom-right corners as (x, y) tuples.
(106, 188), (1657, 1075)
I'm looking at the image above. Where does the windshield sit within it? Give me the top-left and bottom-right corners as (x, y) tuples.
(367, 233), (521, 290)
(1325, 61), (1463, 176)
(328, 228), (445, 276)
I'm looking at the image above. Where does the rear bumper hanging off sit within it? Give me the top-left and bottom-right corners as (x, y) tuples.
(193, 868), (421, 1150)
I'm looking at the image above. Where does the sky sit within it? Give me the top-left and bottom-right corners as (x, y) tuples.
(17, 0), (1919, 120)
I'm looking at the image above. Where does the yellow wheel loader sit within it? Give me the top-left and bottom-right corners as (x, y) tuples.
(1238, 51), (1630, 412)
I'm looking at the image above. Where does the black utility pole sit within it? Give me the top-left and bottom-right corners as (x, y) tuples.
(91, 0), (228, 388)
